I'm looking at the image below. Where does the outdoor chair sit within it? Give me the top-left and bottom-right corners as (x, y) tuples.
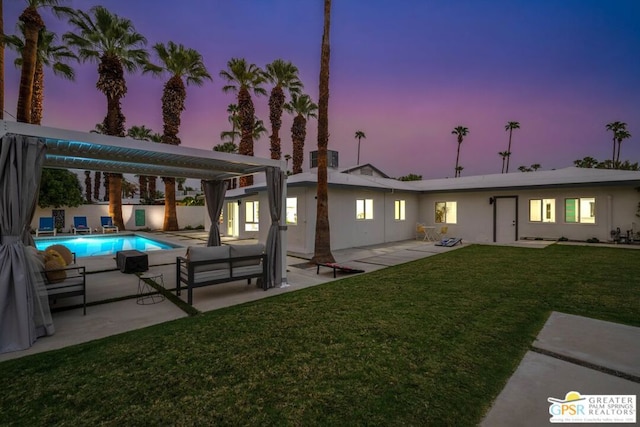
(415, 223), (428, 241)
(100, 216), (119, 234)
(438, 226), (449, 239)
(72, 216), (92, 234)
(36, 217), (56, 237)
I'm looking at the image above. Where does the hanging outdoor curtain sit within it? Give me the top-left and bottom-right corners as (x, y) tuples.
(265, 167), (285, 288)
(0, 134), (54, 354)
(203, 180), (228, 246)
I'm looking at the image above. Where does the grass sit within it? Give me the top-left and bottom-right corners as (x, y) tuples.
(1, 244), (639, 426)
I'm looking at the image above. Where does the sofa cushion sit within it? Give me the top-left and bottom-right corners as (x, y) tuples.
(230, 244), (265, 267)
(186, 245), (230, 273)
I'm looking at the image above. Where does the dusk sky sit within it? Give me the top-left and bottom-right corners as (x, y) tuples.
(4, 0), (640, 179)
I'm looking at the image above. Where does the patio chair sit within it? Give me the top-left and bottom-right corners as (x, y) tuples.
(438, 226), (449, 239)
(72, 216), (92, 234)
(415, 223), (428, 241)
(36, 217), (56, 237)
(100, 216), (119, 234)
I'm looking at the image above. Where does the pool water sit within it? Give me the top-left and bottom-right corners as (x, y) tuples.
(35, 234), (179, 258)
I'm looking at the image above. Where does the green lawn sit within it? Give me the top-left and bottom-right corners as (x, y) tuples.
(1, 244), (639, 426)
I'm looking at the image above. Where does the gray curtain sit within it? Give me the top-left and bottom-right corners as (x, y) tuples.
(203, 180), (228, 246)
(0, 134), (54, 354)
(265, 167), (284, 288)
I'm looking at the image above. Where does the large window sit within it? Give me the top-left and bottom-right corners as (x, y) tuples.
(286, 197), (297, 225)
(356, 199), (374, 220)
(565, 198), (596, 224)
(394, 200), (406, 221)
(245, 201), (259, 231)
(435, 201), (457, 224)
(529, 199), (556, 222)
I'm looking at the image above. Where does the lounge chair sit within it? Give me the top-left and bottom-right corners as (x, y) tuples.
(36, 217), (56, 237)
(72, 216), (92, 234)
(100, 216), (119, 234)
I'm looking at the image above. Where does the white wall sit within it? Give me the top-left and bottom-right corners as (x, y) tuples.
(419, 186), (639, 243)
(32, 204), (206, 232)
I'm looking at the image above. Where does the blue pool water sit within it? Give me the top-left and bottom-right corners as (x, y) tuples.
(35, 234), (179, 258)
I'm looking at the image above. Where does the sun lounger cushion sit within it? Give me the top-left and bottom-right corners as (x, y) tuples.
(187, 246), (230, 272)
(230, 244), (265, 267)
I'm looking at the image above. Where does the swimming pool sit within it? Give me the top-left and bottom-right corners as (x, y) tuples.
(35, 234), (181, 258)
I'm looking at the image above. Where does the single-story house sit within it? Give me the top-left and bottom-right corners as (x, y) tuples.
(221, 164), (640, 253)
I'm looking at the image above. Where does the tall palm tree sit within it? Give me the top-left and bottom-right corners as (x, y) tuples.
(498, 150), (510, 173)
(219, 58), (266, 186)
(16, 0), (65, 123)
(225, 103), (239, 144)
(84, 170), (92, 202)
(63, 5), (149, 230)
(606, 121), (626, 168)
(451, 126), (469, 177)
(615, 129), (631, 166)
(264, 59), (303, 160)
(312, 0), (335, 264)
(284, 93), (317, 174)
(145, 41), (211, 231)
(354, 130), (366, 165)
(147, 132), (162, 202)
(127, 124), (154, 201)
(504, 121), (520, 173)
(5, 24), (77, 124)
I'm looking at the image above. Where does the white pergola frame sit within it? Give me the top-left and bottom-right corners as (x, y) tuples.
(0, 120), (288, 286)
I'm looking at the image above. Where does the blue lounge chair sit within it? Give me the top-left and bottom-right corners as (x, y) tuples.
(36, 217), (56, 237)
(72, 216), (92, 234)
(100, 216), (119, 234)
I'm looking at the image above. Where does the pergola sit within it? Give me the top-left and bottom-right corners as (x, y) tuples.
(0, 120), (288, 353)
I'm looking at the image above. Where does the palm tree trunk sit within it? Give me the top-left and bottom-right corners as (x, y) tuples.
(455, 141), (461, 177)
(312, 0), (335, 264)
(238, 87), (255, 187)
(612, 136), (616, 168)
(505, 129), (513, 173)
(291, 115), (306, 174)
(16, 7), (43, 123)
(269, 85), (285, 160)
(163, 177), (179, 231)
(615, 141), (622, 165)
(30, 60), (43, 124)
(84, 171), (92, 202)
(94, 171), (101, 201)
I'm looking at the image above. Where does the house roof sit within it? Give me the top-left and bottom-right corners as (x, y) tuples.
(411, 167), (640, 193)
(226, 166), (640, 198)
(0, 121), (284, 180)
(337, 163), (391, 178)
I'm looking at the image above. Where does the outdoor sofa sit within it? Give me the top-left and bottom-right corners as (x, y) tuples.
(176, 244), (267, 305)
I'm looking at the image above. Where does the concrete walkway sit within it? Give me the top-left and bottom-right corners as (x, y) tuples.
(482, 312), (640, 426)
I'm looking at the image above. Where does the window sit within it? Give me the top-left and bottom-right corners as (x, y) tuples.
(529, 199), (556, 222)
(286, 197), (297, 225)
(565, 198), (596, 224)
(245, 201), (259, 231)
(310, 150), (339, 168)
(435, 201), (457, 224)
(394, 200), (406, 221)
(356, 199), (374, 220)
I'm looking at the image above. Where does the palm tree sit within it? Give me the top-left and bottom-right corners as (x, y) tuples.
(213, 141), (238, 153)
(498, 151), (510, 173)
(264, 59), (303, 160)
(284, 93), (317, 174)
(354, 130), (366, 165)
(615, 129), (631, 166)
(84, 170), (92, 202)
(15, 0), (65, 123)
(90, 122), (105, 200)
(531, 163), (541, 171)
(225, 103), (239, 144)
(451, 126), (469, 177)
(219, 58), (266, 186)
(574, 156), (599, 168)
(503, 121), (520, 173)
(63, 5), (149, 230)
(606, 121), (627, 168)
(145, 41), (211, 231)
(146, 132), (162, 202)
(5, 25), (77, 124)
(455, 165), (464, 176)
(312, 0), (335, 264)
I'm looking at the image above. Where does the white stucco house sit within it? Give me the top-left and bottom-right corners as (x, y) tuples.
(220, 164), (640, 254)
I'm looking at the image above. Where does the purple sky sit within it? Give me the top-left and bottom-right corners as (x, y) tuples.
(4, 0), (640, 179)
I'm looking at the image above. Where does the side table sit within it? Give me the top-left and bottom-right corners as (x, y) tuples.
(137, 272), (165, 305)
